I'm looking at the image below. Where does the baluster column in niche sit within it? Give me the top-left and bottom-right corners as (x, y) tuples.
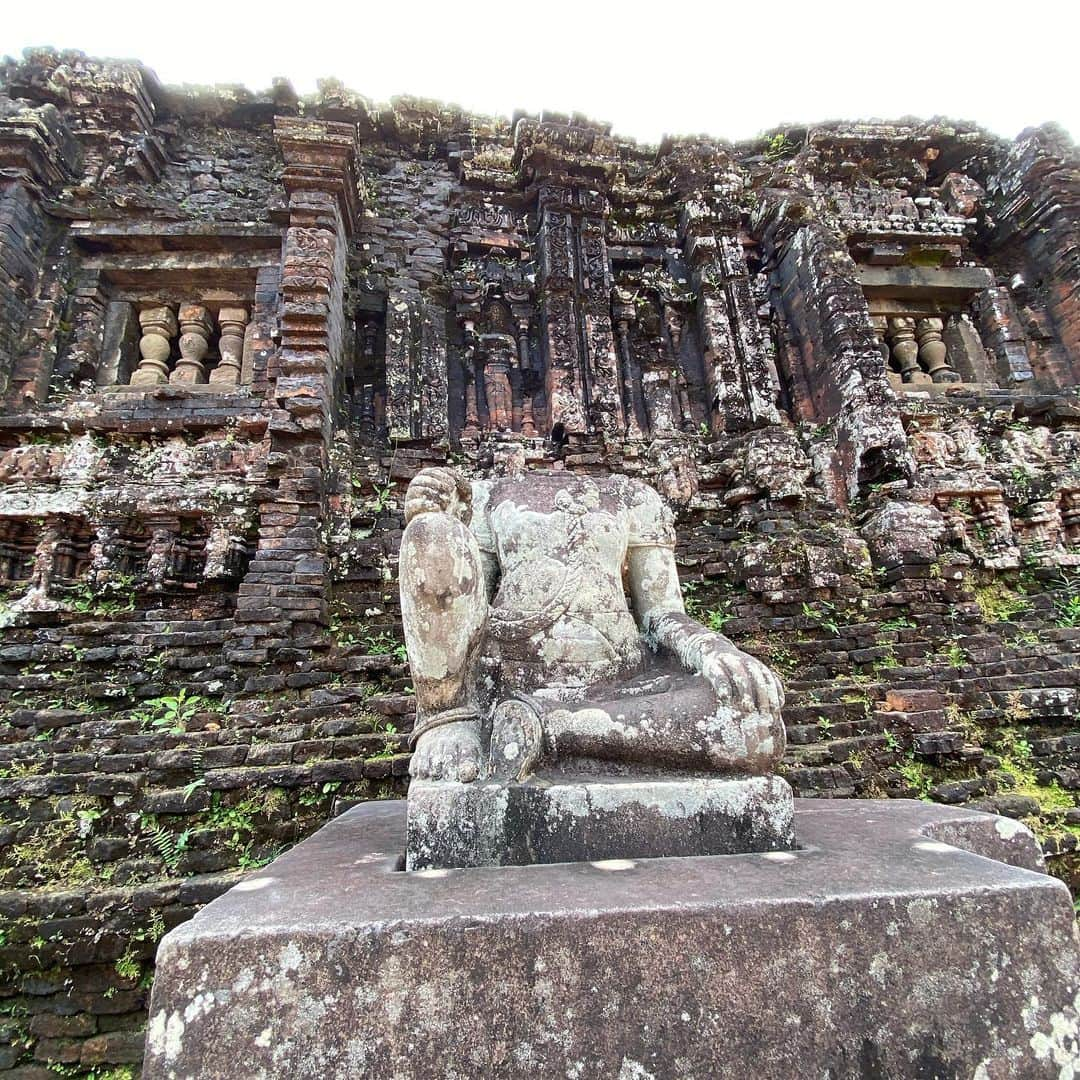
(171, 303), (213, 384)
(130, 306), (177, 386)
(209, 307), (248, 386)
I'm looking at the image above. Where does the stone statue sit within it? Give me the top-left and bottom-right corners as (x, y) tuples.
(400, 458), (791, 868)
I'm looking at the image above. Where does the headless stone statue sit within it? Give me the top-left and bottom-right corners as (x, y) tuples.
(400, 456), (794, 867)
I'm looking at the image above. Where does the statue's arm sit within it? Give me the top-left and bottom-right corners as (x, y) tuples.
(400, 467), (488, 783)
(626, 495), (785, 722)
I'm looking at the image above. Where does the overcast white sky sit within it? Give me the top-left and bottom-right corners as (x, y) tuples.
(4, 0), (1078, 145)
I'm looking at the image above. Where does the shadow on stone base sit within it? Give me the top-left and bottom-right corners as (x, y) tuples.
(145, 799), (1079, 1079)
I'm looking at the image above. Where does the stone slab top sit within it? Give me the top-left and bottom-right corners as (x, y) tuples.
(160, 797), (1066, 949)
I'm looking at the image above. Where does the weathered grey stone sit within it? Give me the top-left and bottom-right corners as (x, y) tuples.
(407, 773), (794, 869)
(146, 798), (1080, 1079)
(399, 466), (791, 868)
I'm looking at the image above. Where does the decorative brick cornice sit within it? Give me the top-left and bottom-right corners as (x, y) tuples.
(273, 116), (361, 235)
(0, 104), (80, 193)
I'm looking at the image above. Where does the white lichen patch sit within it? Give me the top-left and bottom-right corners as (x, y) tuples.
(618, 1059), (656, 1080)
(905, 897), (936, 928)
(1030, 990), (1080, 1077)
(278, 941), (305, 974)
(995, 817), (1027, 840)
(146, 1009), (186, 1063)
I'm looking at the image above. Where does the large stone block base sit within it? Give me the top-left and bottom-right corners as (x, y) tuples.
(145, 800), (1080, 1079)
(407, 773), (795, 869)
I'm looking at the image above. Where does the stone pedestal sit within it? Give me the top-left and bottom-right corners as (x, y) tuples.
(407, 773), (795, 869)
(146, 799), (1079, 1079)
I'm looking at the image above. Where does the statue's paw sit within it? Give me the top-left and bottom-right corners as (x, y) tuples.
(409, 722), (482, 783)
(703, 646), (784, 718)
(700, 646), (786, 772)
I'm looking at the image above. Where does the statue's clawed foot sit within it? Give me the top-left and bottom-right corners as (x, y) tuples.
(410, 720), (483, 783)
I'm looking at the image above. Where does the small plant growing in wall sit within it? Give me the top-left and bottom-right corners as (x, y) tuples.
(802, 601), (841, 636)
(942, 640), (968, 669)
(899, 754), (933, 800)
(1051, 571), (1080, 627)
(68, 573), (138, 616)
(133, 689), (215, 734)
(973, 582), (1030, 624)
(704, 601), (734, 633)
(764, 131), (797, 162)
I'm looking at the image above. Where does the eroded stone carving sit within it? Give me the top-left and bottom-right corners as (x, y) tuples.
(400, 464), (792, 867)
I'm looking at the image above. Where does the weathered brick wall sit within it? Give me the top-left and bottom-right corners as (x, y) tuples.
(0, 49), (1077, 1077)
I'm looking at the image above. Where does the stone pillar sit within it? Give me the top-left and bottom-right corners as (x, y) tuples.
(88, 520), (122, 586)
(975, 287), (1036, 386)
(63, 269), (108, 386)
(1016, 500), (1066, 565)
(460, 319), (481, 435)
(171, 304), (213, 384)
(29, 520), (61, 596)
(97, 301), (140, 387)
(612, 291), (644, 439)
(130, 307), (177, 386)
(683, 202), (780, 433)
(210, 307), (248, 386)
(988, 126), (1080, 387)
(971, 492), (1020, 570)
(761, 210), (911, 503)
(0, 102), (80, 403)
(385, 290), (449, 441)
(577, 207), (623, 438)
(514, 314), (537, 436)
(145, 518), (178, 591)
(536, 196), (587, 435)
(248, 266), (281, 393)
(230, 117), (360, 664)
(1061, 490), (1080, 548)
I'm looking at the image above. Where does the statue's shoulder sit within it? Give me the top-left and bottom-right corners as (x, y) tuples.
(610, 475), (675, 548)
(601, 473), (663, 508)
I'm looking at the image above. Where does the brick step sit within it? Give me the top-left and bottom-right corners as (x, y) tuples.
(787, 733), (890, 764)
(783, 700), (877, 724)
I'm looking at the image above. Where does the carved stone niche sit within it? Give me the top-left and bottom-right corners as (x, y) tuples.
(1060, 490), (1080, 556)
(610, 282), (698, 440)
(111, 521), (151, 579)
(51, 518), (93, 583)
(348, 308), (386, 442)
(165, 519), (210, 587)
(452, 280), (539, 439)
(0, 519), (37, 583)
(65, 222), (279, 393)
(860, 266), (1000, 390)
(1013, 499), (1072, 567)
(128, 302), (252, 387)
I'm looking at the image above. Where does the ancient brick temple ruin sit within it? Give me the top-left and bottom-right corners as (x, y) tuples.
(0, 47), (1078, 1074)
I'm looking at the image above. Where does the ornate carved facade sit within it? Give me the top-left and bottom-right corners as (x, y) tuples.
(0, 49), (1078, 1076)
